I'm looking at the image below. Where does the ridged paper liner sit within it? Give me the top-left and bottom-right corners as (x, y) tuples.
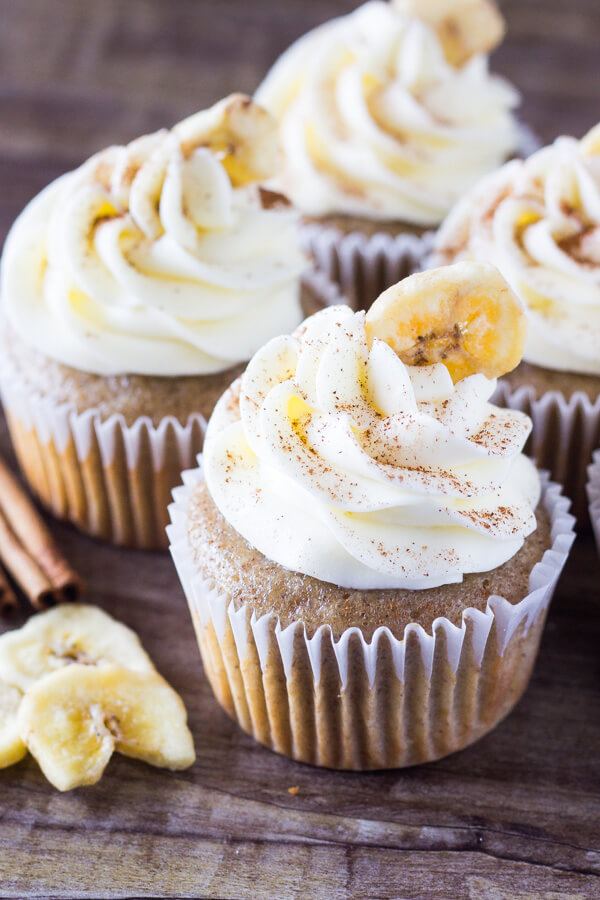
(494, 379), (600, 525)
(168, 465), (574, 770)
(586, 450), (600, 553)
(0, 270), (342, 550)
(301, 225), (435, 313)
(302, 123), (541, 313)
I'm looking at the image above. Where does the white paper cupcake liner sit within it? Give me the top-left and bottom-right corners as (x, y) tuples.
(302, 123), (540, 313)
(494, 380), (600, 525)
(586, 450), (600, 553)
(0, 365), (207, 550)
(0, 270), (343, 549)
(301, 225), (435, 312)
(168, 463), (574, 770)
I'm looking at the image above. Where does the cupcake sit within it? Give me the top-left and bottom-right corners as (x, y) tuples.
(0, 94), (341, 550)
(255, 0), (531, 311)
(433, 123), (600, 520)
(169, 262), (574, 770)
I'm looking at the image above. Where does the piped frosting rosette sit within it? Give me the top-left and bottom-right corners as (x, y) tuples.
(1, 94), (307, 377)
(434, 123), (600, 375)
(255, 0), (520, 225)
(204, 266), (540, 590)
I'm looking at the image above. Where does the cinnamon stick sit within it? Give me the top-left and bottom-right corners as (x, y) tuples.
(0, 456), (84, 604)
(0, 563), (17, 612)
(0, 507), (56, 609)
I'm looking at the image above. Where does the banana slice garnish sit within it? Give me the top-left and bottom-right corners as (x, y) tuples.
(0, 605), (195, 788)
(75, 94), (280, 242)
(0, 682), (26, 768)
(393, 0), (505, 67)
(175, 93), (280, 188)
(365, 262), (527, 383)
(18, 664), (195, 792)
(0, 604), (154, 692)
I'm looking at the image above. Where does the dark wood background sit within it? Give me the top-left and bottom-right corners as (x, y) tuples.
(0, 1), (599, 898)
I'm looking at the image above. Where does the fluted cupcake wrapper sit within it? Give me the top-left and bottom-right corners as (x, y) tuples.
(303, 123), (540, 313)
(0, 374), (207, 550)
(168, 465), (574, 770)
(301, 224), (434, 313)
(0, 270), (343, 550)
(494, 380), (600, 525)
(586, 450), (600, 554)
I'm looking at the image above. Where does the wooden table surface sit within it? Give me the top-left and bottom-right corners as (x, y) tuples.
(0, 1), (599, 897)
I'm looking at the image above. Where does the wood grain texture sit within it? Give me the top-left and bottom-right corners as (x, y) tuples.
(0, 0), (599, 897)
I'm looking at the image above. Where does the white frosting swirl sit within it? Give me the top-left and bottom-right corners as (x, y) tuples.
(434, 130), (600, 374)
(255, 1), (520, 225)
(204, 305), (540, 590)
(1, 103), (306, 376)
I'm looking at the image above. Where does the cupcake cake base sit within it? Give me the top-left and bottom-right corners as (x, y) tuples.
(169, 467), (574, 771)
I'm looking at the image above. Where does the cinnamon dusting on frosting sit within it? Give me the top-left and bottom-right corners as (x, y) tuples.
(203, 304), (540, 590)
(433, 130), (600, 375)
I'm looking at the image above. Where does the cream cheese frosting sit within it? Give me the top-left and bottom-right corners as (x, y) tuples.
(433, 125), (600, 375)
(1, 96), (307, 377)
(255, 1), (520, 225)
(203, 305), (540, 590)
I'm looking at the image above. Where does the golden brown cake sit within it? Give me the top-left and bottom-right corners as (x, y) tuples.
(301, 215), (430, 241)
(187, 479), (552, 639)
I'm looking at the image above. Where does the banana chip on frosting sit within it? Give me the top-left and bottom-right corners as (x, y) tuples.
(393, 0), (505, 66)
(175, 93), (280, 187)
(365, 261), (527, 383)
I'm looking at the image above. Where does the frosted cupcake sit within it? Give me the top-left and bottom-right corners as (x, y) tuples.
(0, 94), (332, 550)
(169, 263), (574, 770)
(256, 0), (528, 310)
(433, 123), (600, 519)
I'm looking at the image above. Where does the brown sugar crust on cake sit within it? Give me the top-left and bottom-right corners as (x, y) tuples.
(501, 360), (600, 402)
(186, 480), (552, 641)
(301, 214), (430, 240)
(0, 284), (322, 427)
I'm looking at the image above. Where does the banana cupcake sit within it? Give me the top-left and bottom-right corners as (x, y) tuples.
(0, 94), (336, 550)
(256, 0), (531, 310)
(169, 263), (574, 770)
(433, 123), (600, 520)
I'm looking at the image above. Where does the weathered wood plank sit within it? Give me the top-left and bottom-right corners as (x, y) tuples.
(0, 825), (598, 900)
